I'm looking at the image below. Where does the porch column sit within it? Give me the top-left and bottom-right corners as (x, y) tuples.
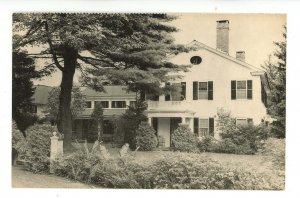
(148, 117), (152, 126)
(181, 117), (186, 124)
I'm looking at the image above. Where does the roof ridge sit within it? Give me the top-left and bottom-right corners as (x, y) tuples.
(186, 40), (263, 71)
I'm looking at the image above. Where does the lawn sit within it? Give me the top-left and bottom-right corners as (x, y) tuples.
(77, 142), (277, 174)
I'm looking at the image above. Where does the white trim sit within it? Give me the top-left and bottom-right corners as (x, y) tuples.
(186, 40), (264, 72)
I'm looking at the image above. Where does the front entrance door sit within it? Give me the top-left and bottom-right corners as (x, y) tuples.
(170, 117), (182, 147)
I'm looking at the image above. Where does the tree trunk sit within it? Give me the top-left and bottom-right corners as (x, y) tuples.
(57, 47), (77, 151)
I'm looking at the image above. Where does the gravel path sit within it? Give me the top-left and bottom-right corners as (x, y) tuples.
(12, 166), (95, 188)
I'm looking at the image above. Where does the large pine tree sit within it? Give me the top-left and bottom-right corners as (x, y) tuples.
(13, 13), (189, 150)
(263, 26), (286, 138)
(12, 51), (38, 138)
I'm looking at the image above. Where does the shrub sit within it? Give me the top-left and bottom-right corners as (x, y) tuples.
(216, 108), (269, 154)
(197, 136), (220, 152)
(52, 146), (284, 189)
(150, 153), (283, 189)
(214, 138), (254, 155)
(171, 125), (197, 152)
(12, 121), (26, 152)
(19, 124), (55, 173)
(135, 122), (158, 151)
(261, 138), (285, 170)
(116, 100), (148, 149)
(52, 141), (107, 181)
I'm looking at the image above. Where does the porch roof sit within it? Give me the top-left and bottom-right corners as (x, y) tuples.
(74, 108), (126, 119)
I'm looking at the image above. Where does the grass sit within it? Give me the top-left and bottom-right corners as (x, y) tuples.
(74, 142), (276, 173)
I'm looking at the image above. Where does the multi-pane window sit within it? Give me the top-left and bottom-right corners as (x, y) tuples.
(111, 101), (126, 108)
(236, 81), (247, 99)
(236, 118), (253, 126)
(165, 82), (186, 101)
(198, 82), (208, 99)
(85, 101), (92, 108)
(193, 81), (213, 100)
(199, 119), (209, 136)
(31, 105), (37, 113)
(231, 80), (252, 100)
(236, 118), (247, 126)
(194, 117), (215, 137)
(95, 101), (109, 108)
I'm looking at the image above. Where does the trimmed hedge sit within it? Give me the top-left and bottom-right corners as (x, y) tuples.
(18, 124), (56, 173)
(171, 125), (197, 152)
(135, 122), (158, 151)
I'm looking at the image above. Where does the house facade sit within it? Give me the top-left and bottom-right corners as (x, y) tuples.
(31, 20), (269, 148)
(72, 86), (136, 141)
(145, 20), (269, 147)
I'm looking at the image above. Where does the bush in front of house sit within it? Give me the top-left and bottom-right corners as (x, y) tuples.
(113, 100), (148, 149)
(197, 136), (220, 152)
(215, 108), (269, 154)
(135, 122), (158, 151)
(18, 124), (55, 173)
(171, 125), (198, 152)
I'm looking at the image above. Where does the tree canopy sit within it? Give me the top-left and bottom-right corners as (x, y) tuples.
(263, 26), (286, 138)
(13, 13), (190, 149)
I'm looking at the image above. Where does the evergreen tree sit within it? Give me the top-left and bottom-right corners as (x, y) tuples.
(263, 26), (286, 138)
(13, 13), (189, 149)
(89, 102), (104, 142)
(12, 51), (38, 138)
(115, 100), (148, 149)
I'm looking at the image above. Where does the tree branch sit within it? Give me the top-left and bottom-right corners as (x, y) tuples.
(44, 21), (64, 72)
(77, 55), (114, 68)
(24, 21), (43, 39)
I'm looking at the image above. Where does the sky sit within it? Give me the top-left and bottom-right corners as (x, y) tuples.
(34, 13), (286, 86)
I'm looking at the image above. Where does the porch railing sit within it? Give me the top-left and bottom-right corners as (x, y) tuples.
(147, 101), (191, 110)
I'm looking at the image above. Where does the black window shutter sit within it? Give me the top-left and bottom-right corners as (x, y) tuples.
(208, 81), (213, 100)
(193, 81), (198, 100)
(194, 118), (199, 135)
(247, 80), (252, 99)
(181, 82), (186, 100)
(247, 118), (253, 125)
(165, 94), (170, 101)
(140, 90), (145, 101)
(209, 118), (214, 136)
(165, 82), (171, 101)
(231, 80), (236, 100)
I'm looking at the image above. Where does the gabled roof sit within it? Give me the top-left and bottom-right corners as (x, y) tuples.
(81, 86), (136, 97)
(184, 40), (264, 72)
(32, 85), (54, 105)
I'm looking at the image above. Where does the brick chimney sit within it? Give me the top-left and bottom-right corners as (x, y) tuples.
(236, 51), (245, 62)
(216, 20), (229, 54)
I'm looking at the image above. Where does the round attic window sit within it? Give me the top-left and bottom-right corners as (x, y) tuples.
(190, 56), (202, 65)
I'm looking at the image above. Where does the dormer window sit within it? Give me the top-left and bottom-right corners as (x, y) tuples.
(190, 56), (202, 65)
